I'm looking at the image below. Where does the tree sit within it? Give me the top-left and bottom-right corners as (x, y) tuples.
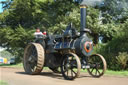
(101, 0), (128, 23)
(0, 50), (13, 60)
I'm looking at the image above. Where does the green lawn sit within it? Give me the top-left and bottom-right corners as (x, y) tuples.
(0, 80), (8, 85)
(81, 69), (128, 77)
(0, 63), (23, 68)
(0, 63), (128, 77)
(105, 70), (128, 77)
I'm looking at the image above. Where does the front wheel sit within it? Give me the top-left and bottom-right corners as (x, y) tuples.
(87, 54), (107, 77)
(61, 52), (81, 80)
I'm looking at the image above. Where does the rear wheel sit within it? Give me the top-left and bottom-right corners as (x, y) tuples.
(87, 54), (107, 77)
(23, 43), (45, 74)
(61, 52), (81, 80)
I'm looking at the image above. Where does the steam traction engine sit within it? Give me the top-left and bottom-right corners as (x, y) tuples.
(23, 4), (107, 80)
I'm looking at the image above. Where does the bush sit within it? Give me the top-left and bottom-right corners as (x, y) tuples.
(116, 52), (128, 70)
(95, 43), (128, 70)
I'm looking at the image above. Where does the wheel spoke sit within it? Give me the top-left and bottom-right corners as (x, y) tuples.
(95, 70), (98, 75)
(96, 68), (101, 74)
(64, 68), (68, 73)
(67, 70), (69, 76)
(71, 69), (77, 75)
(31, 65), (36, 71)
(91, 67), (95, 73)
(71, 70), (74, 77)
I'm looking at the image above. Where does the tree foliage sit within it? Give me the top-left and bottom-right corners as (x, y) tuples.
(102, 0), (128, 23)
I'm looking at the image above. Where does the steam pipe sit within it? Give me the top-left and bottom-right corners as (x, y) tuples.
(80, 5), (87, 36)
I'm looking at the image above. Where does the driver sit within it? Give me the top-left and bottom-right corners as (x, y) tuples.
(34, 28), (47, 38)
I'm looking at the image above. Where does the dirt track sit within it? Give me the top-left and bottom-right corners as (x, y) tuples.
(0, 67), (128, 85)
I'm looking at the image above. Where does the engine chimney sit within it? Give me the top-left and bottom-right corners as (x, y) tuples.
(80, 5), (87, 36)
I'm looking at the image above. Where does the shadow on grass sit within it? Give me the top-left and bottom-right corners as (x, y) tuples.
(0, 64), (12, 67)
(0, 63), (22, 68)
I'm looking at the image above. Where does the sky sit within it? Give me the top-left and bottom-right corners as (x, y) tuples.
(0, 0), (6, 13)
(0, 3), (3, 13)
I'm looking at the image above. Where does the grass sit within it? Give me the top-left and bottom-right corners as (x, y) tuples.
(0, 80), (8, 85)
(105, 70), (128, 77)
(81, 69), (128, 77)
(0, 63), (23, 68)
(0, 63), (128, 77)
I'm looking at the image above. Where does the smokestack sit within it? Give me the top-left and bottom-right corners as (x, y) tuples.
(80, 0), (104, 36)
(80, 4), (87, 36)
